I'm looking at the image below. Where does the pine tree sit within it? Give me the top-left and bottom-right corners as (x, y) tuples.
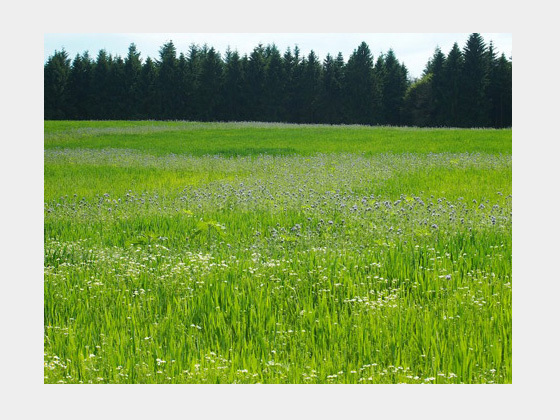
(245, 44), (266, 120)
(283, 46), (302, 122)
(124, 44), (143, 119)
(486, 43), (512, 127)
(109, 55), (126, 119)
(222, 48), (245, 121)
(462, 33), (490, 127)
(175, 52), (189, 119)
(264, 44), (285, 122)
(44, 49), (71, 119)
(320, 53), (345, 124)
(300, 50), (322, 123)
(485, 41), (498, 124)
(184, 44), (203, 120)
(373, 55), (386, 123)
(157, 41), (179, 119)
(381, 49), (409, 125)
(425, 47), (446, 126)
(91, 49), (112, 119)
(442, 43), (464, 127)
(137, 57), (158, 119)
(67, 52), (94, 119)
(344, 42), (380, 125)
(488, 53), (512, 127)
(198, 47), (224, 121)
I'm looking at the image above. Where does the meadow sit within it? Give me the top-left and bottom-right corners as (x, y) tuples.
(44, 121), (512, 384)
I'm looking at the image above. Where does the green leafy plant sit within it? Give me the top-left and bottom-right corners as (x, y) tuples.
(191, 219), (226, 243)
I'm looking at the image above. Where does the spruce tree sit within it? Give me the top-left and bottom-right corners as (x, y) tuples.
(175, 52), (189, 119)
(137, 57), (158, 119)
(373, 55), (386, 123)
(185, 44), (203, 120)
(320, 53), (345, 124)
(489, 53), (512, 127)
(222, 48), (245, 121)
(198, 47), (224, 121)
(283, 46), (302, 122)
(245, 44), (266, 121)
(381, 49), (409, 125)
(462, 33), (490, 127)
(124, 44), (143, 119)
(264, 44), (285, 122)
(442, 43), (464, 127)
(300, 50), (322, 123)
(344, 42), (380, 125)
(426, 47), (446, 126)
(91, 49), (112, 119)
(67, 52), (94, 119)
(109, 56), (126, 119)
(486, 43), (512, 127)
(44, 49), (71, 119)
(157, 41), (180, 119)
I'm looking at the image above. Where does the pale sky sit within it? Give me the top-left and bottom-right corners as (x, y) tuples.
(44, 33), (512, 80)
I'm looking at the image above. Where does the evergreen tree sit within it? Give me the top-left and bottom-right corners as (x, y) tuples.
(44, 49), (71, 119)
(300, 50), (322, 123)
(109, 56), (126, 119)
(488, 53), (512, 127)
(124, 44), (143, 119)
(442, 43), (464, 127)
(485, 43), (512, 127)
(175, 52), (189, 119)
(198, 47), (224, 121)
(91, 49), (112, 119)
(425, 47), (446, 126)
(67, 52), (94, 119)
(184, 44), (203, 120)
(373, 55), (386, 123)
(245, 44), (266, 120)
(381, 49), (409, 125)
(334, 53), (347, 122)
(137, 57), (158, 119)
(320, 53), (345, 124)
(157, 41), (180, 119)
(462, 33), (489, 127)
(283, 46), (303, 122)
(264, 44), (285, 122)
(344, 42), (380, 125)
(222, 48), (246, 121)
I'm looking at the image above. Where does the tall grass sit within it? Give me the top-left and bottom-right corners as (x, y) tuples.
(44, 121), (512, 384)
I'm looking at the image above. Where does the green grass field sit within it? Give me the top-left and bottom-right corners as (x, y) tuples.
(44, 121), (512, 384)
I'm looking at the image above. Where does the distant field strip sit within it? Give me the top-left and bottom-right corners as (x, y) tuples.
(45, 121), (512, 156)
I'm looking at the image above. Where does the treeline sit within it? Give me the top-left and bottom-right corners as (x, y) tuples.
(44, 33), (511, 127)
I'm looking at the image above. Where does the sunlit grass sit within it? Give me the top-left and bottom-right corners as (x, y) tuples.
(45, 120), (512, 156)
(44, 121), (512, 384)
